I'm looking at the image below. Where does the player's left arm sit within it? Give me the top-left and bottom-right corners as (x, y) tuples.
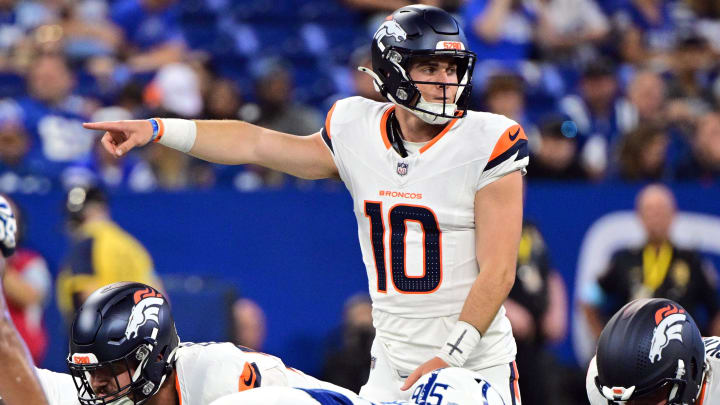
(0, 196), (50, 405)
(401, 171), (523, 389)
(461, 170), (522, 333)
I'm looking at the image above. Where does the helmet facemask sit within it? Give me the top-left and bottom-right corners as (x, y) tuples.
(69, 342), (178, 405)
(596, 359), (692, 404)
(360, 46), (476, 125)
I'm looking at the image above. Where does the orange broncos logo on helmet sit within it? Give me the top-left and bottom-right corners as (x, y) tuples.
(649, 304), (686, 364)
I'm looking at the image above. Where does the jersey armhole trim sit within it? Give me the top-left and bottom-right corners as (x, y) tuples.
(321, 127), (333, 154)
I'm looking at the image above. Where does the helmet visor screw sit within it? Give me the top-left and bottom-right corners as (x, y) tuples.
(388, 50), (402, 64)
(136, 346), (150, 361)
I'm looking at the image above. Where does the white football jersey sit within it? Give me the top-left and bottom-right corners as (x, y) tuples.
(35, 342), (353, 405)
(210, 367), (507, 405)
(586, 337), (720, 404)
(36, 368), (79, 405)
(322, 97), (528, 369)
(175, 342), (355, 405)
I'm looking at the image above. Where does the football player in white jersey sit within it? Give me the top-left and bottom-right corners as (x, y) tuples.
(64, 282), (355, 405)
(209, 367), (506, 405)
(586, 298), (719, 405)
(0, 200), (350, 405)
(0, 281), (354, 405)
(85, 5), (527, 403)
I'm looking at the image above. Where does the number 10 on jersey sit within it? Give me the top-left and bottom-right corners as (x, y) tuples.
(364, 201), (442, 294)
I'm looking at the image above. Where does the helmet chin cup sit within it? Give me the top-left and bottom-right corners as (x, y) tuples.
(397, 102), (454, 125)
(107, 397), (135, 405)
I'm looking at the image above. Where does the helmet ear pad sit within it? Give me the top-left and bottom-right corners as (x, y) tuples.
(142, 326), (179, 388)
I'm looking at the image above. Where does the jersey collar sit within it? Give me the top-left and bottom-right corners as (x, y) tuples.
(380, 105), (461, 155)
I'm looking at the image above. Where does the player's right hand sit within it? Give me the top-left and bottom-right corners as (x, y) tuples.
(0, 195), (17, 258)
(83, 120), (154, 157)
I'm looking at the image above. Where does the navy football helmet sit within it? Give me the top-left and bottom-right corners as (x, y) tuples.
(68, 282), (179, 405)
(595, 298), (706, 404)
(360, 5), (476, 124)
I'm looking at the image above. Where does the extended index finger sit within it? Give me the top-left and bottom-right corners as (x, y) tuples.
(83, 121), (128, 132)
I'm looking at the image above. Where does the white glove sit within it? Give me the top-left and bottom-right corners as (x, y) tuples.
(0, 196), (17, 258)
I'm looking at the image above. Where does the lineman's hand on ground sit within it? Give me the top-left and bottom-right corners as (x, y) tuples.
(84, 120), (154, 157)
(0, 195), (16, 259)
(400, 356), (449, 391)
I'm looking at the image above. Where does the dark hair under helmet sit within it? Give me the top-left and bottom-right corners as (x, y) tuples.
(359, 5), (476, 125)
(68, 282), (179, 405)
(595, 298), (706, 404)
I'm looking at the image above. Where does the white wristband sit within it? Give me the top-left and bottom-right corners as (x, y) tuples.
(153, 118), (197, 153)
(436, 321), (481, 367)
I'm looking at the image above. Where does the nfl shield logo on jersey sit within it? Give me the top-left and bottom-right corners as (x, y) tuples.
(397, 162), (409, 176)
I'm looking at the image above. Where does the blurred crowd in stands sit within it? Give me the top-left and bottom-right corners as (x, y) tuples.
(0, 0), (718, 194)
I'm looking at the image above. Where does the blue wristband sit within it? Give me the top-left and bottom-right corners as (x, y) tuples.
(148, 118), (159, 142)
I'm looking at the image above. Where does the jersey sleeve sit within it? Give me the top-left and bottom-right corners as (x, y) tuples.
(35, 368), (80, 405)
(319, 97), (372, 190)
(176, 343), (298, 405)
(477, 122), (529, 190)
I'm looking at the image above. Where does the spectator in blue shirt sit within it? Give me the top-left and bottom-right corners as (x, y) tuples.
(15, 53), (95, 186)
(675, 111), (720, 183)
(110, 0), (186, 74)
(463, 0), (538, 66)
(0, 99), (54, 194)
(559, 60), (623, 178)
(616, 0), (682, 66)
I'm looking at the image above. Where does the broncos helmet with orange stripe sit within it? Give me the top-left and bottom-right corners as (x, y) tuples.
(595, 298), (706, 404)
(359, 5), (476, 125)
(68, 282), (179, 405)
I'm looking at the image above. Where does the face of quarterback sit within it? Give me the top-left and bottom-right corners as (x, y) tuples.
(408, 56), (459, 105)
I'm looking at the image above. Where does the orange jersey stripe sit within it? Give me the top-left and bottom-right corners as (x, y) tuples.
(175, 372), (182, 405)
(511, 361), (521, 404)
(697, 380), (708, 405)
(418, 116), (460, 154)
(488, 125), (527, 162)
(324, 102), (338, 139)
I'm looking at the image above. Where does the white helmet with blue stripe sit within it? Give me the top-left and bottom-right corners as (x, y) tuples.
(409, 367), (506, 405)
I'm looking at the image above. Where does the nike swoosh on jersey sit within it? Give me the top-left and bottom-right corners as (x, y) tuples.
(239, 361), (259, 391)
(509, 128), (520, 141)
(243, 368), (254, 386)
